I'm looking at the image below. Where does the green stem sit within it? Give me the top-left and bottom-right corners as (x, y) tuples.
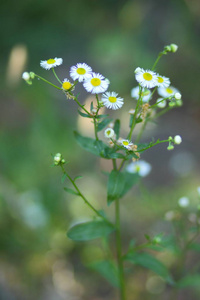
(61, 165), (113, 226)
(127, 86), (143, 140)
(35, 74), (62, 90)
(112, 159), (126, 300)
(73, 96), (91, 115)
(135, 116), (149, 144)
(153, 107), (172, 119)
(52, 67), (62, 85)
(115, 198), (126, 300)
(151, 52), (164, 71)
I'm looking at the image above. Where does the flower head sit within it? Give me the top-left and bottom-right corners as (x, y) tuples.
(157, 86), (180, 98)
(178, 197), (189, 207)
(120, 139), (133, 150)
(62, 78), (73, 90)
(156, 98), (167, 108)
(135, 68), (157, 88)
(101, 91), (124, 110)
(156, 74), (170, 88)
(22, 72), (30, 81)
(104, 128), (115, 139)
(40, 57), (63, 70)
(126, 160), (152, 177)
(70, 63), (92, 82)
(83, 72), (109, 94)
(131, 86), (151, 102)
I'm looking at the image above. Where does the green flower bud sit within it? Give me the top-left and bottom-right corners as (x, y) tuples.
(170, 44), (178, 52)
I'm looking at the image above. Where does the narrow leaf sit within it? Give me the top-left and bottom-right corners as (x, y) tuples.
(120, 172), (140, 197)
(97, 118), (112, 132)
(114, 119), (120, 139)
(67, 220), (115, 241)
(77, 110), (92, 118)
(125, 252), (174, 284)
(89, 260), (119, 287)
(64, 187), (79, 195)
(74, 175), (83, 181)
(61, 174), (67, 183)
(177, 275), (200, 289)
(107, 170), (125, 205)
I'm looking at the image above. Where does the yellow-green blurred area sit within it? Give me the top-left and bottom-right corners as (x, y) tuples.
(1, 0), (200, 299)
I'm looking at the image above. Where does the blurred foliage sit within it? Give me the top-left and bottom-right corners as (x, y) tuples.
(1, 0), (200, 299)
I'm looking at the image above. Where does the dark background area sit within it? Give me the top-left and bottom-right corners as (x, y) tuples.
(0, 0), (200, 299)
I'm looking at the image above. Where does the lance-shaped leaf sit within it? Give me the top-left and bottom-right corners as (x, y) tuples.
(177, 275), (200, 289)
(107, 170), (125, 205)
(89, 260), (120, 288)
(119, 172), (140, 197)
(124, 252), (174, 284)
(74, 131), (107, 157)
(78, 110), (92, 118)
(67, 220), (115, 241)
(114, 119), (120, 139)
(97, 118), (112, 132)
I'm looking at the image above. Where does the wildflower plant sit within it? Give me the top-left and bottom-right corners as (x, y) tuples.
(22, 44), (193, 299)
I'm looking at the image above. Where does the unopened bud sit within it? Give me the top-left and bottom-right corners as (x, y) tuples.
(30, 72), (35, 79)
(167, 144), (174, 151)
(174, 135), (182, 145)
(22, 72), (30, 81)
(174, 92), (181, 100)
(170, 44), (178, 52)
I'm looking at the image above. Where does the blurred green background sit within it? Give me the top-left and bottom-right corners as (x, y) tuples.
(1, 0), (200, 299)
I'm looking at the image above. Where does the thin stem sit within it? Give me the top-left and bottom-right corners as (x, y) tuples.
(135, 115), (149, 144)
(52, 67), (62, 85)
(35, 74), (62, 90)
(151, 52), (164, 71)
(73, 96), (91, 115)
(112, 159), (126, 300)
(127, 86), (143, 140)
(115, 198), (126, 300)
(61, 165), (113, 226)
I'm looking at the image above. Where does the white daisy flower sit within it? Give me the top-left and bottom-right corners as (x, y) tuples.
(157, 86), (180, 98)
(104, 128), (115, 138)
(131, 86), (151, 102)
(62, 78), (73, 90)
(83, 72), (109, 94)
(120, 139), (133, 150)
(126, 160), (152, 177)
(178, 197), (189, 207)
(156, 98), (167, 108)
(101, 91), (124, 110)
(135, 68), (157, 88)
(70, 63), (92, 82)
(40, 57), (63, 70)
(156, 74), (170, 88)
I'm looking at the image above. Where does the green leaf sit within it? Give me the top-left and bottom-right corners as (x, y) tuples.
(67, 220), (115, 241)
(96, 114), (109, 119)
(189, 243), (200, 252)
(74, 175), (83, 181)
(89, 260), (119, 287)
(90, 101), (94, 111)
(114, 119), (120, 139)
(108, 152), (125, 159)
(77, 110), (92, 118)
(129, 114), (134, 128)
(64, 187), (79, 195)
(124, 252), (174, 284)
(177, 275), (200, 289)
(97, 118), (112, 132)
(119, 172), (140, 197)
(74, 131), (107, 157)
(107, 170), (125, 205)
(61, 174), (67, 183)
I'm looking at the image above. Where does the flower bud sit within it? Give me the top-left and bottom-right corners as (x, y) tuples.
(167, 144), (174, 151)
(30, 72), (35, 79)
(22, 72), (30, 81)
(54, 153), (62, 165)
(174, 135), (182, 145)
(170, 44), (178, 52)
(174, 92), (181, 100)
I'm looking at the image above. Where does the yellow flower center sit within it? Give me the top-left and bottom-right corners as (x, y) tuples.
(143, 72), (153, 81)
(62, 81), (72, 90)
(166, 87), (173, 94)
(77, 67), (86, 75)
(136, 165), (141, 172)
(91, 78), (101, 86)
(108, 96), (117, 103)
(157, 76), (164, 83)
(47, 59), (56, 64)
(122, 141), (129, 146)
(107, 130), (111, 135)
